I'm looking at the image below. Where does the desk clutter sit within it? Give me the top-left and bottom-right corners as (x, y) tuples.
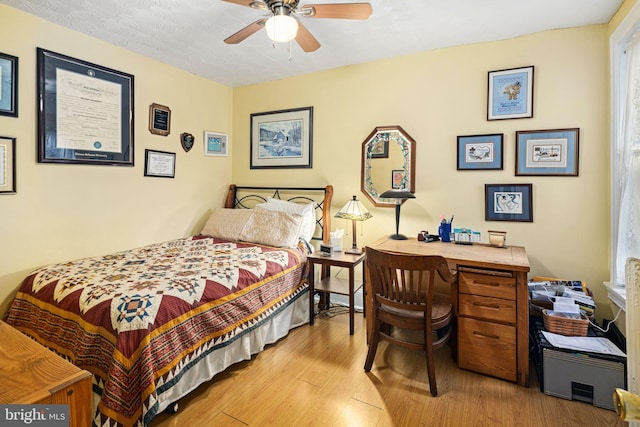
(528, 277), (627, 410)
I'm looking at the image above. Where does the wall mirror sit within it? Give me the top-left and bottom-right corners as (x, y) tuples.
(361, 125), (416, 207)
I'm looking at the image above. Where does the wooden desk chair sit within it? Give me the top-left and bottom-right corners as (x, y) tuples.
(364, 247), (456, 396)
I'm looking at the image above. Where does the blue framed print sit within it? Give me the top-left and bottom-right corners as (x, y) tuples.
(485, 184), (533, 222)
(487, 66), (534, 120)
(457, 133), (503, 170)
(0, 52), (18, 117)
(515, 128), (579, 176)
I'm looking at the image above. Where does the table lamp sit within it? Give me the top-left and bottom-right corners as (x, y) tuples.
(379, 189), (416, 240)
(335, 195), (372, 254)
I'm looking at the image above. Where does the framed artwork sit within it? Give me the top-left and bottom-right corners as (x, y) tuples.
(37, 48), (134, 166)
(485, 184), (533, 222)
(149, 103), (171, 136)
(457, 133), (503, 170)
(0, 52), (18, 117)
(515, 128), (579, 176)
(0, 136), (16, 194)
(487, 65), (534, 120)
(250, 106), (313, 169)
(144, 149), (175, 178)
(391, 169), (405, 189)
(204, 131), (228, 157)
(370, 138), (389, 159)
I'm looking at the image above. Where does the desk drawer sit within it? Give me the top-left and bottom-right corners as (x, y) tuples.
(458, 271), (516, 300)
(459, 294), (516, 324)
(458, 317), (516, 382)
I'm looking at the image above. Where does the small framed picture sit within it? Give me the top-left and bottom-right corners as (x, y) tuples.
(487, 66), (534, 120)
(0, 136), (16, 194)
(0, 52), (18, 117)
(149, 103), (171, 136)
(370, 138), (388, 159)
(485, 183), (533, 222)
(391, 169), (405, 189)
(515, 128), (579, 176)
(204, 131), (228, 157)
(457, 133), (503, 170)
(144, 149), (175, 178)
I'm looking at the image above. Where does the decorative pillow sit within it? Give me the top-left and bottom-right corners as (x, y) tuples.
(200, 208), (253, 241)
(256, 198), (316, 242)
(240, 209), (304, 248)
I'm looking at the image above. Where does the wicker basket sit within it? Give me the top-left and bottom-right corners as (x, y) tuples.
(542, 309), (589, 336)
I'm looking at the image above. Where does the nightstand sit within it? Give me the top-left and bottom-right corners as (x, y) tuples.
(308, 250), (366, 335)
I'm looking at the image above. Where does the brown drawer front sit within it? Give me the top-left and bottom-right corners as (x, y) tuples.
(458, 318), (516, 382)
(458, 271), (516, 300)
(459, 294), (516, 324)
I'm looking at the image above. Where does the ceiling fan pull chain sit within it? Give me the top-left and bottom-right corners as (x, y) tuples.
(288, 40), (293, 62)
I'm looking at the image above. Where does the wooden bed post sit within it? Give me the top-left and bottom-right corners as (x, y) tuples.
(224, 184), (237, 208)
(322, 185), (334, 244)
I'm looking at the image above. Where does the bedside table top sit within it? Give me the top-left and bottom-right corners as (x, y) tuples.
(307, 250), (365, 267)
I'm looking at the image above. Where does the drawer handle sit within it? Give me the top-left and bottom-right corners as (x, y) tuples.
(472, 331), (500, 340)
(473, 302), (500, 310)
(473, 280), (501, 287)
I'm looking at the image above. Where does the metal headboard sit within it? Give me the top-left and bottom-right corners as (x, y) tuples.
(223, 185), (333, 243)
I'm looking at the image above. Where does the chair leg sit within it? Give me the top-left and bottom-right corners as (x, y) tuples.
(424, 328), (438, 396)
(364, 316), (382, 371)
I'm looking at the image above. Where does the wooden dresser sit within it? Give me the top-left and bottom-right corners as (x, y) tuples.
(0, 321), (92, 427)
(365, 236), (531, 386)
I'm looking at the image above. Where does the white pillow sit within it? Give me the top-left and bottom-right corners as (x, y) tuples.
(240, 209), (303, 248)
(200, 208), (253, 241)
(255, 198), (316, 242)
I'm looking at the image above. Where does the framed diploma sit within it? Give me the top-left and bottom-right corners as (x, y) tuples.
(0, 136), (16, 194)
(149, 103), (171, 136)
(0, 52), (18, 117)
(37, 48), (134, 166)
(144, 149), (175, 178)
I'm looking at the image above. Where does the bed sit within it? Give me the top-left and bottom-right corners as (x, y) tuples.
(3, 185), (333, 427)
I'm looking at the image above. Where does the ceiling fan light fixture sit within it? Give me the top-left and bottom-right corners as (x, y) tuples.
(265, 14), (299, 43)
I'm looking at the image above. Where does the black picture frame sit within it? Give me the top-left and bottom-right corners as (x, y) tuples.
(0, 136), (16, 194)
(144, 149), (175, 178)
(487, 65), (534, 121)
(0, 52), (18, 117)
(37, 48), (134, 166)
(149, 103), (171, 136)
(485, 183), (533, 222)
(250, 106), (313, 169)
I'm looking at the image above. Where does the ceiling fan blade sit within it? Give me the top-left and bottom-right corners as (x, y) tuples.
(221, 0), (267, 9)
(295, 22), (321, 53)
(224, 19), (267, 44)
(299, 3), (373, 20)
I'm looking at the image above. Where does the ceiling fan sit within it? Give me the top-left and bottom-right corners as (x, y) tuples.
(222, 0), (373, 52)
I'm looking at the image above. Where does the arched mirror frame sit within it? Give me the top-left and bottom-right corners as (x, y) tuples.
(360, 125), (416, 207)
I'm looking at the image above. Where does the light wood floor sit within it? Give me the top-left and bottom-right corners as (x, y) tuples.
(150, 309), (626, 427)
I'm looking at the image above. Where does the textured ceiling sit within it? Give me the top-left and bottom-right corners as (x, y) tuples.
(0, 0), (624, 87)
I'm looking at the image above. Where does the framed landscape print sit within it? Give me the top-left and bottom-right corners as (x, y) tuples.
(485, 183), (533, 222)
(250, 106), (313, 169)
(457, 133), (503, 170)
(487, 66), (534, 120)
(0, 52), (18, 117)
(515, 128), (579, 176)
(37, 48), (134, 166)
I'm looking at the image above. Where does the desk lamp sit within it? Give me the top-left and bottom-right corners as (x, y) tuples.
(380, 189), (415, 240)
(335, 195), (372, 254)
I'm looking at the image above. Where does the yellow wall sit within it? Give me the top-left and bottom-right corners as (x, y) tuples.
(0, 5), (233, 315)
(233, 25), (613, 314)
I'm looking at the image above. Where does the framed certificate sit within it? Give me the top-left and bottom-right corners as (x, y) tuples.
(149, 103), (171, 136)
(0, 136), (16, 194)
(37, 48), (134, 166)
(144, 149), (175, 178)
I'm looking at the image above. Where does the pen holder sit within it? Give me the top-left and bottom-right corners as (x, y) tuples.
(438, 223), (451, 242)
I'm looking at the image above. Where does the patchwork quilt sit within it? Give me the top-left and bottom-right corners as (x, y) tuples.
(5, 236), (309, 426)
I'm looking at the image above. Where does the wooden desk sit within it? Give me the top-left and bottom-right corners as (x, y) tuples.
(365, 237), (530, 386)
(0, 321), (92, 427)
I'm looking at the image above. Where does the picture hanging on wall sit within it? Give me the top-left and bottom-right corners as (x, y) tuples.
(485, 183), (533, 222)
(0, 52), (18, 117)
(487, 65), (534, 120)
(204, 131), (228, 157)
(0, 136), (16, 194)
(515, 128), (579, 176)
(457, 133), (503, 170)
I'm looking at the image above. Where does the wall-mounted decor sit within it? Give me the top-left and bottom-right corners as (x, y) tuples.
(0, 136), (16, 194)
(391, 169), (404, 189)
(204, 131), (228, 157)
(180, 132), (194, 152)
(487, 65), (534, 120)
(0, 52), (18, 117)
(250, 106), (313, 169)
(457, 133), (504, 170)
(144, 149), (175, 178)
(515, 128), (579, 176)
(37, 48), (134, 166)
(149, 103), (171, 136)
(485, 183), (533, 222)
(370, 138), (389, 158)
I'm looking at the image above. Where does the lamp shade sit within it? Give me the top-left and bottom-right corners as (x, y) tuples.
(335, 195), (372, 221)
(265, 15), (299, 43)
